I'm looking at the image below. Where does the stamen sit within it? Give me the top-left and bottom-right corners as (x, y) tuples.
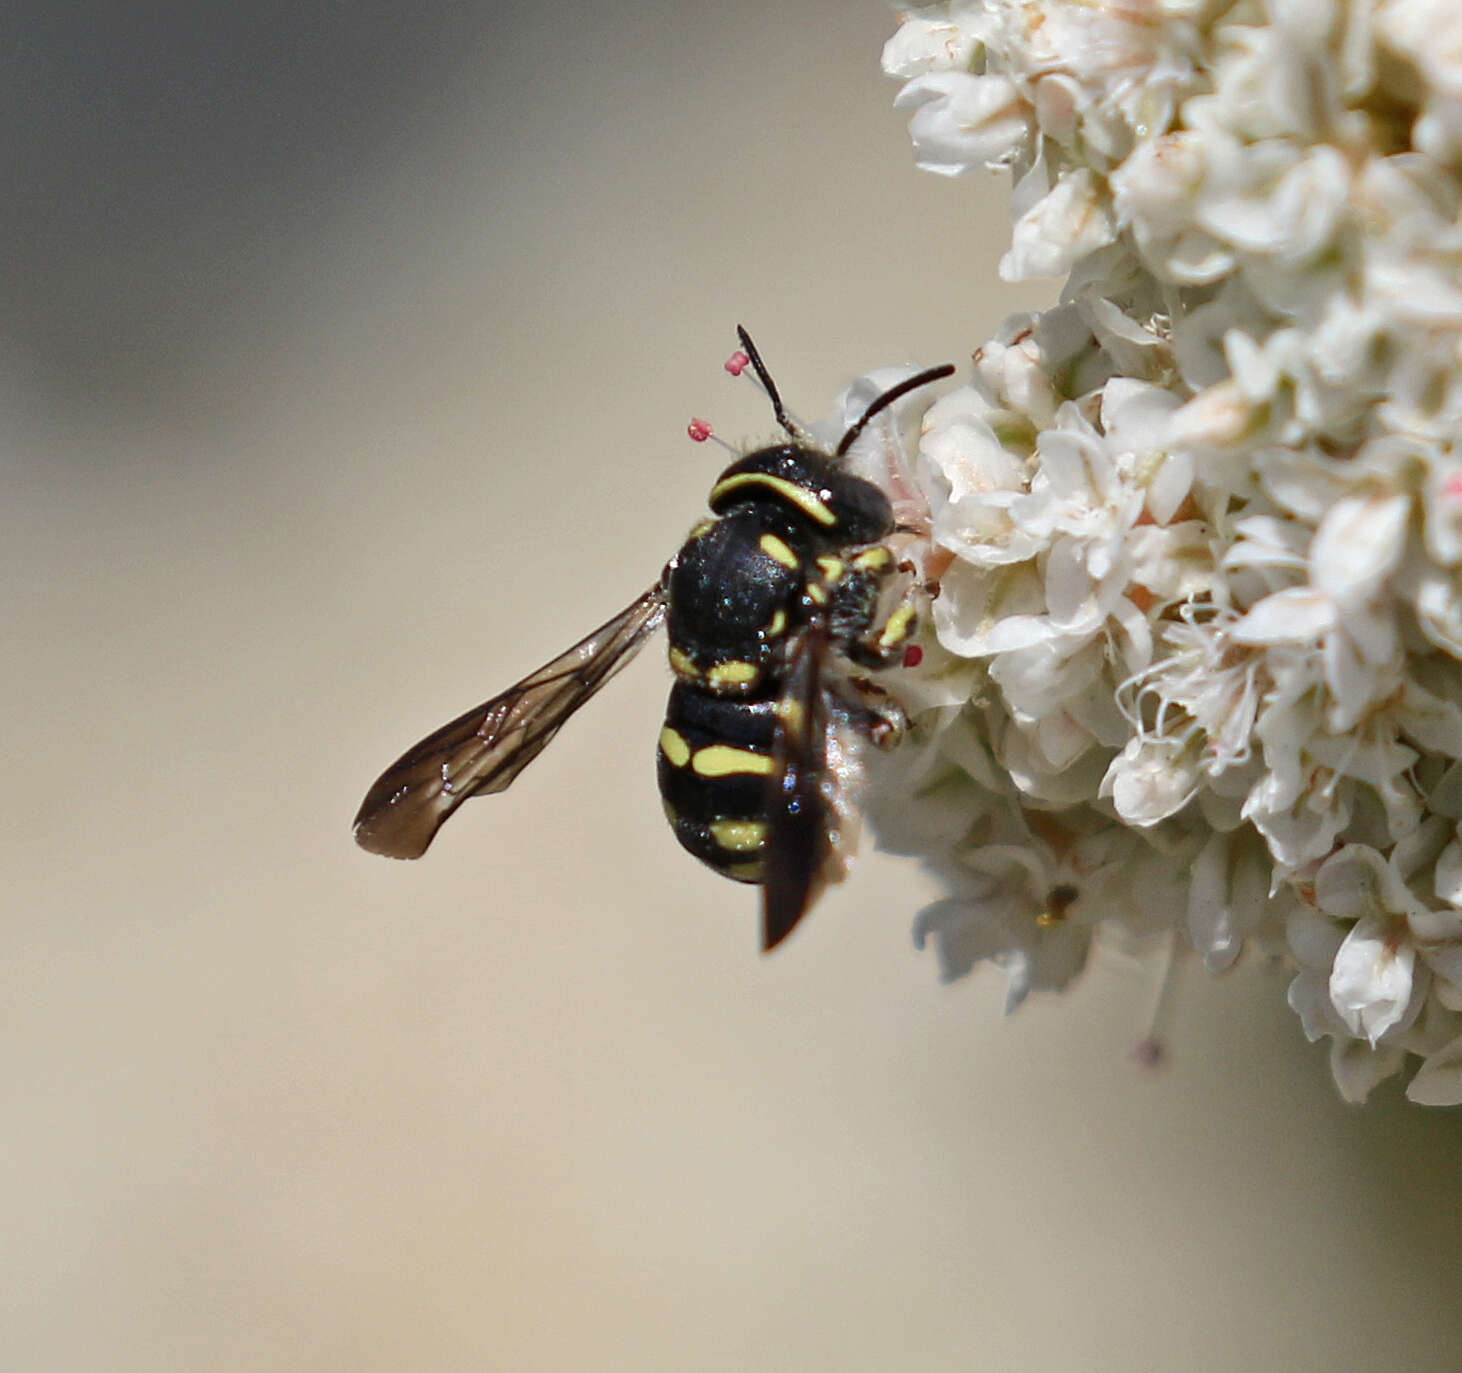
(1130, 934), (1181, 1072)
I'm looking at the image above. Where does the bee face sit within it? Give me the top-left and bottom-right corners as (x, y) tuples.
(353, 328), (954, 951)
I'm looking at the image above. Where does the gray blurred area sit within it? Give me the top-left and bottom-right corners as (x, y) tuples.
(3, 4), (1460, 1371)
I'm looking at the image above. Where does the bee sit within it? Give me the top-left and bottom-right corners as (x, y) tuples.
(353, 328), (953, 950)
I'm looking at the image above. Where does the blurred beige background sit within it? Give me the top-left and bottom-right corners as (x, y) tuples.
(4, 5), (1460, 1371)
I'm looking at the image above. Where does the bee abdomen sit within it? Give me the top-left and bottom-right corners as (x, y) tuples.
(657, 682), (777, 881)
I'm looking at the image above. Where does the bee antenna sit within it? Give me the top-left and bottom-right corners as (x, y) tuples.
(735, 325), (799, 440)
(834, 362), (956, 459)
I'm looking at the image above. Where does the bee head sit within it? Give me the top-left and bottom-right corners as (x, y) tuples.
(707, 445), (894, 545)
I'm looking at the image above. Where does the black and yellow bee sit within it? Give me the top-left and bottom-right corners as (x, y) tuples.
(353, 329), (953, 950)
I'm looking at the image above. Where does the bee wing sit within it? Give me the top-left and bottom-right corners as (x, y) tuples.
(761, 627), (858, 951)
(353, 585), (667, 860)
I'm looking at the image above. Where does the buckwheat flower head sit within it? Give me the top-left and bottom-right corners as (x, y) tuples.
(877, 0), (1462, 1104)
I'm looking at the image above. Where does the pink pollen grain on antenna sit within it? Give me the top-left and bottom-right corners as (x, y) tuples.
(724, 350), (750, 377)
(687, 417), (714, 443)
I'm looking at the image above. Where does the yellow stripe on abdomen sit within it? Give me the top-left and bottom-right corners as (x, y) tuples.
(709, 818), (767, 852)
(691, 744), (774, 778)
(706, 659), (760, 689)
(658, 726), (691, 768)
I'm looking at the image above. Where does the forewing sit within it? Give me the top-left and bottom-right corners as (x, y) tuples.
(353, 585), (666, 859)
(761, 628), (847, 951)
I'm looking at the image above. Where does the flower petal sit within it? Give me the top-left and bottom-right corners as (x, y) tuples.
(1329, 915), (1416, 1046)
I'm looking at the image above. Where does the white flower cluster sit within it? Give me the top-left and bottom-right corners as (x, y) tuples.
(877, 0), (1462, 1104)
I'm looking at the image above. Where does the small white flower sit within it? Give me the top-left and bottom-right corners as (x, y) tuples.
(1310, 490), (1410, 606)
(1187, 829), (1275, 972)
(893, 72), (1032, 175)
(1101, 734), (1202, 826)
(1197, 145), (1351, 266)
(1001, 167), (1116, 280)
(1329, 915), (1417, 1046)
(914, 872), (1092, 1011)
(918, 385), (1042, 566)
(880, 5), (982, 79)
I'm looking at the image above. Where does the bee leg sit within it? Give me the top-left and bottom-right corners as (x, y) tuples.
(831, 676), (909, 749)
(846, 579), (921, 670)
